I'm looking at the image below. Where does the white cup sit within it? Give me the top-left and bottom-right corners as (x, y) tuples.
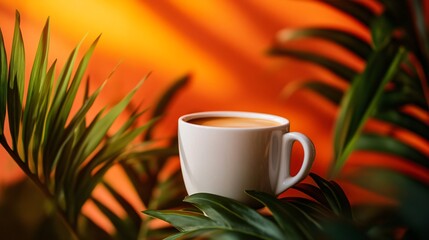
(178, 111), (315, 204)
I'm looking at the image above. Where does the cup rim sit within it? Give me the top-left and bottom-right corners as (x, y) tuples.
(179, 111), (289, 130)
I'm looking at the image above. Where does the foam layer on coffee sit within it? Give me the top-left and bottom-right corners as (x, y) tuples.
(188, 116), (280, 128)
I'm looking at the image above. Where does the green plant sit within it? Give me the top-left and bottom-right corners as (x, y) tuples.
(146, 1), (428, 239)
(0, 11), (188, 239)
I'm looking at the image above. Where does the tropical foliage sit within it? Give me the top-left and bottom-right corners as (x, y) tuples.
(0, 11), (188, 239)
(146, 0), (429, 239)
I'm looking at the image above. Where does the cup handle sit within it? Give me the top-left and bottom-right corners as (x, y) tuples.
(274, 132), (315, 195)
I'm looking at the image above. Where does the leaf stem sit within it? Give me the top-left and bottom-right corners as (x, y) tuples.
(0, 135), (81, 239)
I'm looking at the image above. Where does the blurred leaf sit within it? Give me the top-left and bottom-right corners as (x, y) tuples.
(283, 80), (343, 105)
(349, 167), (429, 239)
(355, 133), (429, 170)
(278, 28), (371, 59)
(320, 0), (376, 27)
(92, 198), (137, 240)
(373, 110), (429, 140)
(371, 14), (394, 50)
(268, 48), (357, 82)
(332, 44), (407, 175)
(145, 74), (189, 140)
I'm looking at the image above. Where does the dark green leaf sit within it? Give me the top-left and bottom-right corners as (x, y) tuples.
(278, 28), (371, 59)
(184, 193), (284, 240)
(374, 110), (429, 140)
(7, 11), (25, 151)
(348, 167), (429, 239)
(355, 133), (429, 170)
(371, 14), (394, 50)
(145, 74), (189, 140)
(0, 29), (7, 136)
(292, 183), (330, 207)
(308, 173), (352, 219)
(166, 228), (262, 240)
(92, 198), (138, 240)
(268, 48), (357, 82)
(247, 190), (313, 239)
(321, 0), (375, 27)
(102, 182), (142, 229)
(284, 80), (343, 105)
(332, 44), (407, 174)
(144, 209), (218, 232)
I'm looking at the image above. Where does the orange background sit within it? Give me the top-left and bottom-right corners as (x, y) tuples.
(2, 0), (425, 231)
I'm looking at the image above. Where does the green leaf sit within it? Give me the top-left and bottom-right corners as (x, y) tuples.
(7, 11), (25, 151)
(22, 16), (50, 169)
(292, 183), (330, 207)
(278, 28), (371, 59)
(268, 48), (357, 82)
(184, 193), (284, 240)
(348, 167), (429, 239)
(92, 198), (138, 240)
(0, 29), (7, 136)
(283, 80), (343, 105)
(321, 0), (375, 27)
(332, 44), (407, 175)
(371, 14), (394, 50)
(247, 191), (313, 239)
(144, 209), (217, 232)
(145, 74), (189, 140)
(166, 228), (262, 240)
(102, 182), (142, 229)
(374, 110), (429, 140)
(355, 133), (429, 170)
(308, 173), (352, 219)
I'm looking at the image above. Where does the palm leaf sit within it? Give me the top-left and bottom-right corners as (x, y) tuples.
(277, 28), (371, 59)
(268, 48), (357, 82)
(0, 12), (153, 237)
(0, 27), (8, 136)
(331, 43), (407, 174)
(320, 0), (375, 27)
(348, 167), (429, 239)
(145, 173), (368, 239)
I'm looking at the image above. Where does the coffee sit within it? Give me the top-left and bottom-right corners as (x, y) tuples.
(188, 116), (280, 128)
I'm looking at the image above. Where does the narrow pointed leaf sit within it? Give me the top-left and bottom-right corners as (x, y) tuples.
(92, 198), (138, 240)
(145, 74), (189, 140)
(355, 134), (429, 170)
(371, 14), (394, 50)
(278, 28), (371, 59)
(309, 173), (352, 219)
(284, 80), (343, 105)
(374, 110), (429, 140)
(332, 44), (407, 174)
(22, 17), (50, 165)
(321, 0), (375, 27)
(247, 190), (313, 239)
(0, 30), (7, 135)
(268, 48), (357, 81)
(144, 210), (218, 232)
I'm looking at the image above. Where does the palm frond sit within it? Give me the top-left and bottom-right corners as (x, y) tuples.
(144, 173), (369, 239)
(0, 11), (154, 237)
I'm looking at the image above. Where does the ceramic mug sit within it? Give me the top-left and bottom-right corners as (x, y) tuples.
(178, 111), (315, 204)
